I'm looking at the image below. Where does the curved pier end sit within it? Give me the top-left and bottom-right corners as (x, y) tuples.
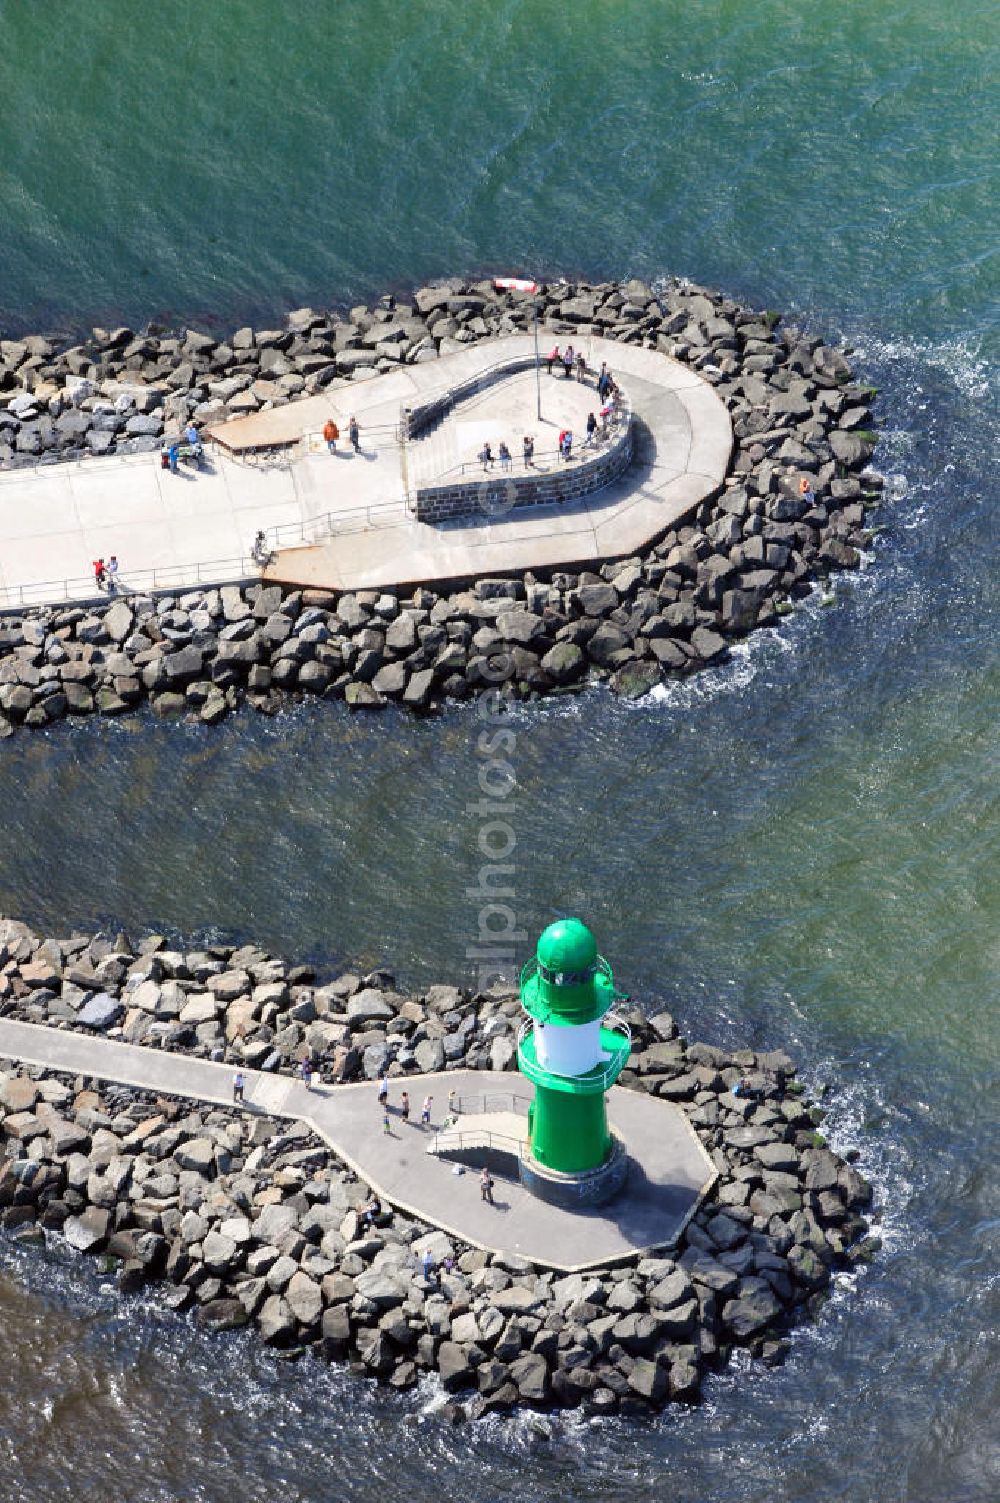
(231, 334), (733, 594)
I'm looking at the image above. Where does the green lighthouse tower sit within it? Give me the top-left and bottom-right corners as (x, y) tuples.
(517, 919), (631, 1206)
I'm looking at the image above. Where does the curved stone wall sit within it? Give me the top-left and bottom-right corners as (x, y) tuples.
(412, 391), (634, 523)
(402, 354), (539, 440)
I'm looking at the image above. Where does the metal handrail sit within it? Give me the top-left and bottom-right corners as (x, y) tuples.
(427, 414), (628, 485)
(0, 447), (158, 482)
(447, 1090), (532, 1116)
(426, 1127), (527, 1161)
(263, 497), (411, 553)
(0, 555), (257, 614)
(398, 350), (613, 506)
(519, 953), (616, 997)
(399, 352), (541, 442)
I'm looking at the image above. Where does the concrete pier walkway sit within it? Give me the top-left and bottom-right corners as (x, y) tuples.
(0, 1018), (716, 1272)
(0, 335), (731, 609)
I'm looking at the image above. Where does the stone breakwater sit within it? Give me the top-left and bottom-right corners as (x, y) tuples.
(0, 916), (877, 1418)
(0, 275), (876, 472)
(0, 274), (883, 733)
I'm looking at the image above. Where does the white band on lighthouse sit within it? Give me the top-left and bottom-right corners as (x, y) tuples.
(533, 1018), (604, 1076)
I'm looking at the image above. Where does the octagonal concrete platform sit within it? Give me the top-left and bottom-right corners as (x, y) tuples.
(316, 1070), (717, 1271)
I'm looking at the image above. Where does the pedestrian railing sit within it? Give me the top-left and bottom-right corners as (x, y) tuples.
(518, 952), (617, 997)
(0, 555), (257, 615)
(426, 1126), (528, 1163)
(399, 353), (541, 444)
(0, 447), (157, 482)
(262, 496), (412, 553)
(218, 419), (402, 466)
(397, 351), (622, 507)
(447, 1090), (532, 1116)
(430, 408), (629, 485)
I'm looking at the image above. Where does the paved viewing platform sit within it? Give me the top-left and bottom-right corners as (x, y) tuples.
(0, 1018), (716, 1272)
(0, 334), (731, 609)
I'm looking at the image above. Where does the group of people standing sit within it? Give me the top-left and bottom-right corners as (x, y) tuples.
(92, 555), (120, 592)
(546, 344), (587, 382)
(478, 439), (512, 472)
(322, 415), (361, 453)
(479, 436), (535, 471)
(162, 422), (204, 474)
(377, 1075), (437, 1133)
(469, 351), (619, 477)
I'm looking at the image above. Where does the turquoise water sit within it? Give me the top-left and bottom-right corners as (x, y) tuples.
(1, 4), (999, 1500)
(0, 2), (996, 352)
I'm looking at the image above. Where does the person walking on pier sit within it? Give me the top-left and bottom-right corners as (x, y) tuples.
(420, 1094), (433, 1127)
(546, 344), (561, 376)
(378, 1073), (389, 1107)
(232, 1069), (245, 1103)
(106, 555), (119, 593)
(93, 558), (107, 591)
(597, 363), (610, 402)
(522, 435), (534, 468)
(323, 417), (339, 453)
(562, 345), (575, 379)
(575, 351), (587, 382)
(400, 1090), (410, 1123)
(349, 415), (360, 452)
(479, 442), (494, 472)
(300, 1055), (314, 1090)
(498, 440), (512, 473)
(480, 1167), (495, 1205)
(584, 411), (598, 448)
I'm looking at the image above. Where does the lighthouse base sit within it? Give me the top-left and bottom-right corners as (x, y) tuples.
(519, 1134), (627, 1209)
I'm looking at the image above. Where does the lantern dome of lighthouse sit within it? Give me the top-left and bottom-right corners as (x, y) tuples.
(536, 918), (597, 976)
(521, 918), (617, 1028)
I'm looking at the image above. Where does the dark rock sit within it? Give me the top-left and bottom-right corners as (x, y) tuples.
(197, 1298), (251, 1332)
(509, 1351), (549, 1402)
(722, 1286), (781, 1339)
(438, 1340), (475, 1391)
(628, 1357), (667, 1402)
